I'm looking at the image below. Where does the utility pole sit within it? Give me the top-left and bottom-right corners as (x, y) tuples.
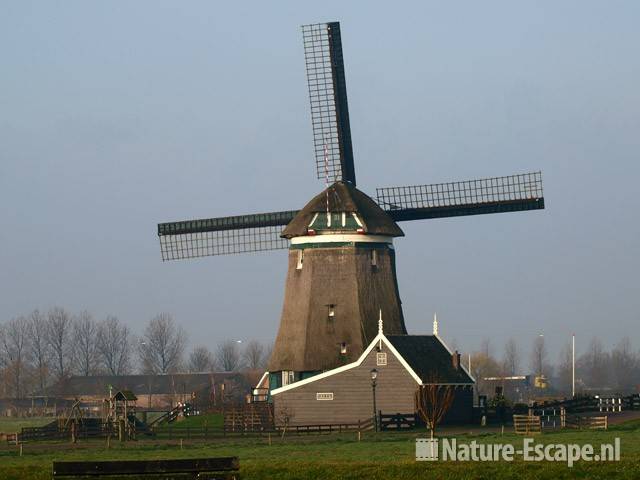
(571, 334), (575, 398)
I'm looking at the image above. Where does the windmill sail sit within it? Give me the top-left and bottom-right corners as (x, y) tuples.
(158, 210), (298, 260)
(302, 22), (356, 185)
(376, 172), (544, 222)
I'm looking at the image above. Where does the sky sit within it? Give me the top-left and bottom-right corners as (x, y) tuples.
(1, 1), (639, 367)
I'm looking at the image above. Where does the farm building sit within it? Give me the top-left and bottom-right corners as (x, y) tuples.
(265, 319), (475, 426)
(47, 372), (250, 410)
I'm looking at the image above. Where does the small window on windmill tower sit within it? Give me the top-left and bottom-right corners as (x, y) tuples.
(296, 250), (303, 270)
(327, 304), (336, 320)
(371, 250), (378, 268)
(340, 342), (347, 355)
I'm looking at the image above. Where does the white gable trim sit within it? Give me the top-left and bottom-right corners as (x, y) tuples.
(271, 334), (422, 396)
(254, 371), (269, 390)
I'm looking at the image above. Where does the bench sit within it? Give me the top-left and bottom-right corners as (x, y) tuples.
(52, 457), (239, 479)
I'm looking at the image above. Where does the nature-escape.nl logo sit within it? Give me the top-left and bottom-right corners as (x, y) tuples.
(416, 437), (621, 467)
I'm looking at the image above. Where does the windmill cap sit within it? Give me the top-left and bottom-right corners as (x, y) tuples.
(281, 181), (404, 239)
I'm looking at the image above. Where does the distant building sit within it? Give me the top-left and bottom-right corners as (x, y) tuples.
(47, 373), (250, 410)
(264, 325), (475, 426)
(0, 397), (75, 418)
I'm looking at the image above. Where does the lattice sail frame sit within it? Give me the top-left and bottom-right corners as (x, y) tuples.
(158, 211), (297, 260)
(302, 22), (356, 185)
(159, 226), (289, 260)
(377, 172), (543, 210)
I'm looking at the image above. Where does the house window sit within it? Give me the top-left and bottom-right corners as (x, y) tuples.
(316, 392), (334, 400)
(296, 250), (303, 270)
(282, 371), (295, 386)
(376, 352), (387, 366)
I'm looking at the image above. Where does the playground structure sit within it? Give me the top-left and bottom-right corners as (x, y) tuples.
(13, 398), (196, 444)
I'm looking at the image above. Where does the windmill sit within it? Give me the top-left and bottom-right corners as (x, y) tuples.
(157, 22), (544, 386)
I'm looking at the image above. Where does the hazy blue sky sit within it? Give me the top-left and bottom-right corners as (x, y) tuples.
(1, 1), (639, 365)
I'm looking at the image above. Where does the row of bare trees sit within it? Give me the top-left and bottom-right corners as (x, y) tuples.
(0, 308), (271, 399)
(465, 335), (640, 397)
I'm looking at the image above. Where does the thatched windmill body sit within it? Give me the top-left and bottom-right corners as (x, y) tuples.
(157, 22), (545, 385)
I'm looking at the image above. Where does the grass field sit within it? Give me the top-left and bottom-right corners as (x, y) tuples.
(1, 420), (638, 479)
(156, 412), (224, 429)
(0, 417), (52, 433)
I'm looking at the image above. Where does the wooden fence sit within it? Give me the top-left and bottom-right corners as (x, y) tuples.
(513, 415), (541, 435)
(565, 415), (608, 430)
(379, 413), (417, 431)
(280, 418), (375, 435)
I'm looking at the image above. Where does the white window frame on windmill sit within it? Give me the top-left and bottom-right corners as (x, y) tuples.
(327, 304), (336, 320)
(352, 213), (365, 234)
(282, 370), (295, 386)
(340, 342), (348, 355)
(377, 352), (387, 366)
(296, 250), (303, 270)
(371, 249), (378, 268)
(307, 213), (318, 235)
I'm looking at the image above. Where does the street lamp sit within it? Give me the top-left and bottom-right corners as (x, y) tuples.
(370, 369), (378, 432)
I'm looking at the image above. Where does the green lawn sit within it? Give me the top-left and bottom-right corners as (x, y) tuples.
(156, 412), (223, 429)
(1, 421), (638, 479)
(0, 417), (53, 434)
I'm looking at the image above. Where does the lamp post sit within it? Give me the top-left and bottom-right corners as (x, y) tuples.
(370, 369), (378, 432)
(572, 334), (575, 398)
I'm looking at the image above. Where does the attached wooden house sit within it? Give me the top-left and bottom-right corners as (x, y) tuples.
(266, 321), (475, 426)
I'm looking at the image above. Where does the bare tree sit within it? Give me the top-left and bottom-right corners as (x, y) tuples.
(73, 311), (99, 376)
(502, 338), (520, 376)
(139, 313), (187, 374)
(611, 337), (639, 392)
(530, 335), (547, 376)
(216, 340), (241, 372)
(415, 377), (455, 439)
(28, 310), (50, 394)
(480, 338), (492, 358)
(0, 317), (30, 398)
(581, 337), (610, 388)
(96, 316), (133, 376)
(47, 307), (73, 381)
(470, 351), (500, 396)
(243, 340), (265, 370)
(188, 346), (214, 372)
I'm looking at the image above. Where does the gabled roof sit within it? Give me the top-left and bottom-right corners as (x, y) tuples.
(271, 331), (474, 396)
(112, 390), (137, 401)
(385, 335), (474, 384)
(282, 182), (404, 238)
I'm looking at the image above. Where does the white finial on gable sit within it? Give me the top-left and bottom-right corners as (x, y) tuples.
(433, 312), (438, 336)
(378, 309), (383, 335)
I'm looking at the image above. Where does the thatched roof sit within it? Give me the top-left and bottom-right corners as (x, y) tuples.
(282, 182), (404, 238)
